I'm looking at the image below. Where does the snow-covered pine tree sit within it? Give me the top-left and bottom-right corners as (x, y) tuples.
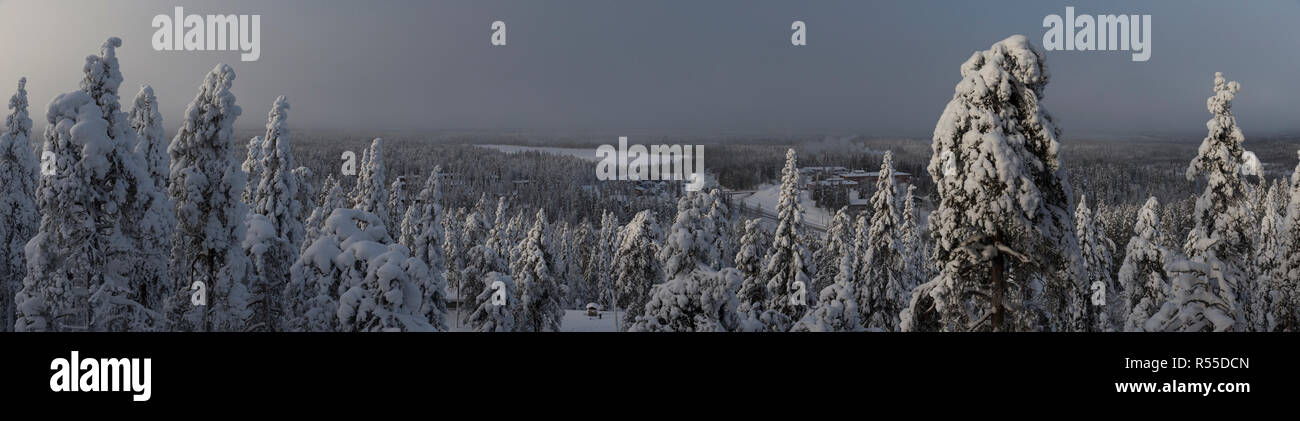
(762, 149), (815, 330)
(398, 168), (449, 330)
(244, 96), (304, 331)
(167, 63), (252, 331)
(511, 209), (564, 332)
(0, 77), (38, 332)
(1253, 183), (1287, 331)
(1177, 72), (1258, 331)
(1075, 195), (1116, 332)
(611, 210), (663, 331)
(812, 207), (852, 297)
(1278, 152), (1300, 331)
(861, 151), (905, 331)
(1118, 197), (1170, 331)
(793, 250), (862, 332)
(902, 35), (1079, 332)
(351, 138), (390, 231)
(466, 271), (515, 332)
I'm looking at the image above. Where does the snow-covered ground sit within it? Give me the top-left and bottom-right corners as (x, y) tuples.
(445, 309), (620, 332)
(559, 310), (620, 332)
(476, 144), (600, 162)
(737, 183), (832, 232)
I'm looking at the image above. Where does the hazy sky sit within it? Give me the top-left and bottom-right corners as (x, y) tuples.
(2, 0), (1300, 137)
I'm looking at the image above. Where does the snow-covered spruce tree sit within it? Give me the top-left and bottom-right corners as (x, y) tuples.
(1075, 195), (1116, 332)
(734, 218), (769, 316)
(545, 221), (573, 308)
(503, 210), (526, 264)
(128, 85), (170, 211)
(1177, 72), (1258, 331)
(898, 185), (929, 306)
(812, 207), (852, 297)
(493, 196), (509, 228)
(387, 176), (409, 232)
(16, 90), (99, 332)
(760, 149), (815, 331)
(457, 195), (495, 303)
(459, 220), (510, 327)
(398, 168), (449, 330)
(555, 222), (588, 308)
(303, 174), (344, 254)
(20, 38), (172, 331)
(0, 77), (38, 331)
(442, 206), (465, 302)
(1253, 184), (1287, 331)
(584, 210), (617, 308)
(659, 193), (720, 279)
(901, 35), (1079, 332)
(1118, 197), (1170, 331)
(466, 271), (515, 332)
(630, 267), (742, 332)
(567, 220), (595, 307)
(1278, 153), (1300, 331)
(793, 250), (863, 332)
(167, 63), (252, 331)
(860, 151), (905, 331)
(632, 192), (741, 331)
(283, 208), (432, 332)
(240, 136), (263, 205)
(611, 210), (663, 331)
(351, 138), (390, 232)
(1145, 240), (1234, 332)
(511, 209), (564, 331)
(244, 96), (304, 331)
(704, 189), (734, 268)
(127, 84), (175, 316)
(84, 38), (174, 331)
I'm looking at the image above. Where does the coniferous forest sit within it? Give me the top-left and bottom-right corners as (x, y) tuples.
(1, 34), (1298, 333)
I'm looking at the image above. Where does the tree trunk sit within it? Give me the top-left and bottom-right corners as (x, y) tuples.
(990, 231), (1004, 332)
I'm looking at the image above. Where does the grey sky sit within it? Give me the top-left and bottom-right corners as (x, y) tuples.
(2, 0), (1299, 137)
